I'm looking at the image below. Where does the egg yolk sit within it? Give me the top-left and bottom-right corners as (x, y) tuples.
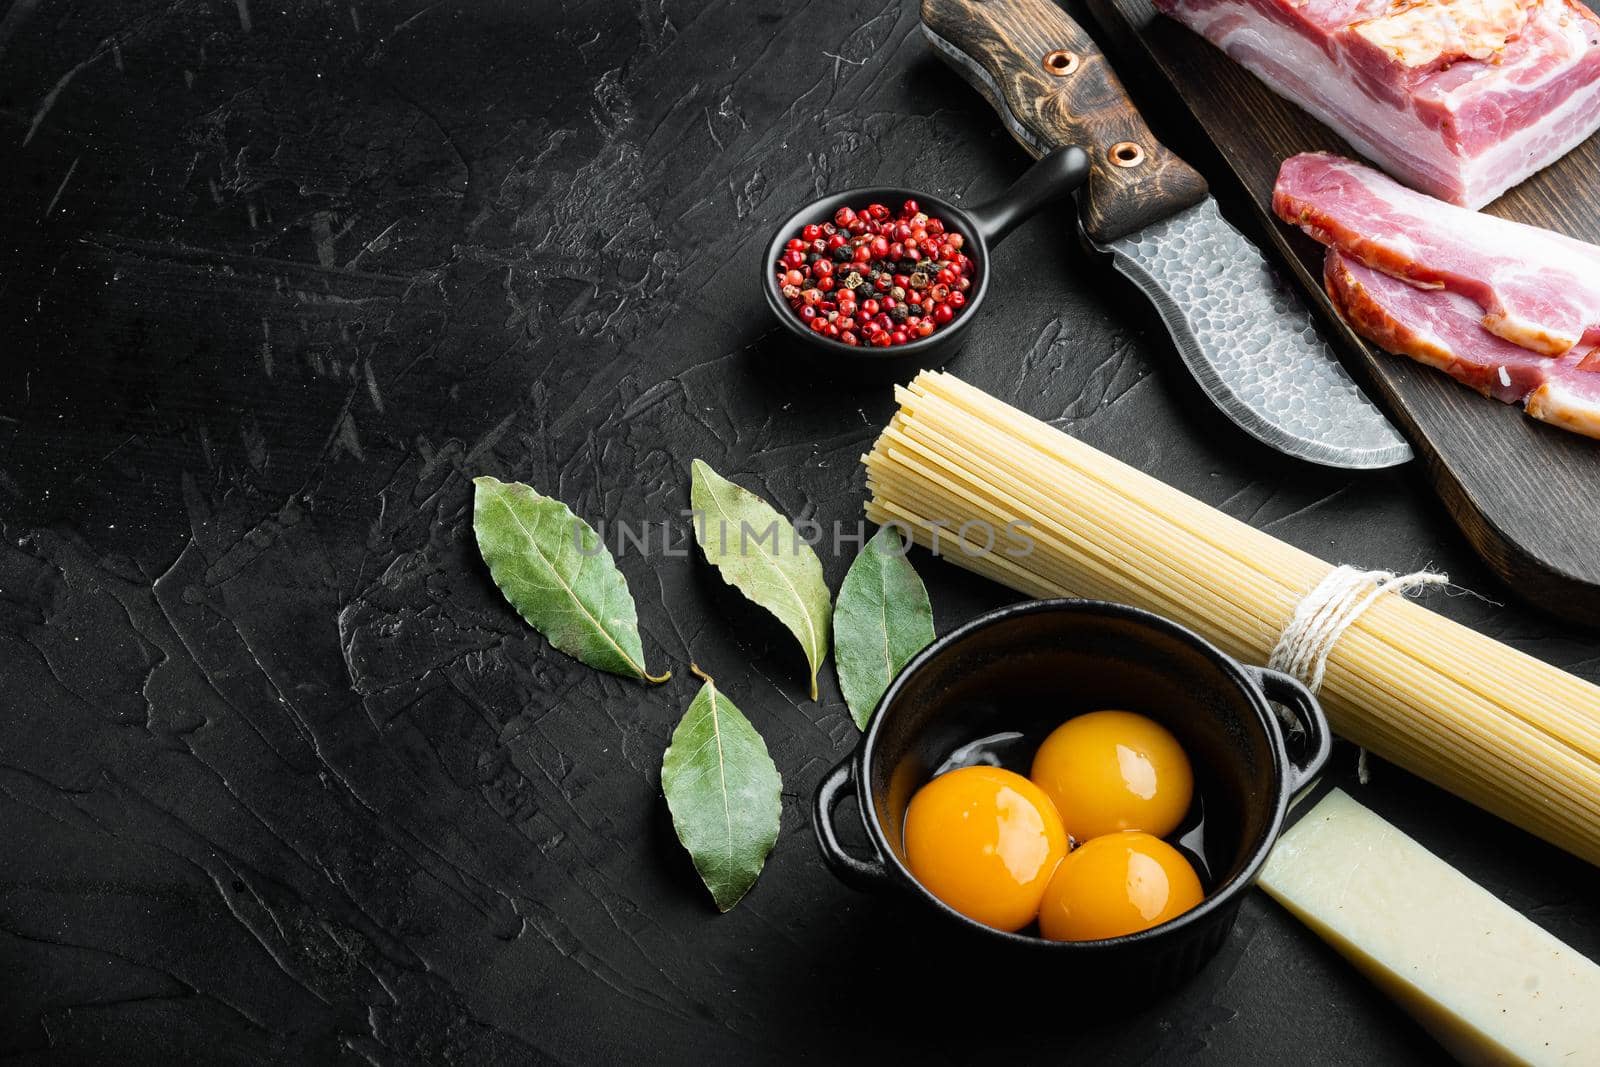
(1037, 830), (1203, 942)
(1030, 709), (1193, 841)
(902, 766), (1068, 932)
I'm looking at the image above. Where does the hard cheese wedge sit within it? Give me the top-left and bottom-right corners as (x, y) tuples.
(1259, 790), (1600, 1066)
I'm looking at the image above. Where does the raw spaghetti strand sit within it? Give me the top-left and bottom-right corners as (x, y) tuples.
(863, 371), (1600, 867)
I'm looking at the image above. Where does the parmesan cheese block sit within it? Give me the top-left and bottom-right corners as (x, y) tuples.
(1260, 790), (1600, 1066)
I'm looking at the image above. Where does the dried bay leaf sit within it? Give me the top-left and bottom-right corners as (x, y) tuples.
(834, 526), (936, 729)
(472, 475), (669, 683)
(689, 460), (831, 699)
(662, 665), (782, 912)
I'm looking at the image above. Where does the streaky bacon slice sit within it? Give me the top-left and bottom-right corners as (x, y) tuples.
(1323, 250), (1549, 401)
(1324, 249), (1600, 439)
(1526, 366), (1600, 439)
(1276, 153), (1600, 356)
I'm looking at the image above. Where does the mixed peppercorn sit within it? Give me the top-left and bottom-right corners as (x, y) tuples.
(774, 199), (974, 347)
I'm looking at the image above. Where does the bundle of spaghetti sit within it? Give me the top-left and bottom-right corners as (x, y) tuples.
(864, 371), (1600, 867)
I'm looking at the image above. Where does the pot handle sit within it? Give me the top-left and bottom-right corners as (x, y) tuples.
(1249, 666), (1332, 797)
(965, 145), (1091, 249)
(812, 756), (894, 892)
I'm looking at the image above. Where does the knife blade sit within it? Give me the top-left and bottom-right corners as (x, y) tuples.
(920, 0), (1412, 469)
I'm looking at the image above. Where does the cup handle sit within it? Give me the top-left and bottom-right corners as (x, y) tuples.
(1249, 666), (1332, 797)
(812, 756), (894, 891)
(965, 145), (1091, 249)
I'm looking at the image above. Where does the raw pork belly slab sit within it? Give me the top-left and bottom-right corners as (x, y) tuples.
(1156, 0), (1600, 206)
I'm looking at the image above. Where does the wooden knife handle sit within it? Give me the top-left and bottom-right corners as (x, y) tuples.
(922, 0), (1208, 243)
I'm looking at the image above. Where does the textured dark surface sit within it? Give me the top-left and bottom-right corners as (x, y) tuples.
(0, 1), (1596, 1064)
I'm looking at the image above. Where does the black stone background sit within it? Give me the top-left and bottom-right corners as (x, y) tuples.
(1, 0), (1595, 1063)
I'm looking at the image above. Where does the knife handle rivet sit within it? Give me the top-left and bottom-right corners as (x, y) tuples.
(1109, 141), (1145, 168)
(1042, 50), (1079, 76)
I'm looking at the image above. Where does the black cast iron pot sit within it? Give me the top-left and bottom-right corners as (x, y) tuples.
(812, 598), (1330, 990)
(761, 146), (1090, 381)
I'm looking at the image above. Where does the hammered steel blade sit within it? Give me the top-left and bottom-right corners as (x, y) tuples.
(1098, 200), (1412, 468)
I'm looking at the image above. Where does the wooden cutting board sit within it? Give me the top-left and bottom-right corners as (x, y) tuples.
(1087, 0), (1600, 626)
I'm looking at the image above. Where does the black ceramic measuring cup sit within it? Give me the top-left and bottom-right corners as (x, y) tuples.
(761, 146), (1090, 380)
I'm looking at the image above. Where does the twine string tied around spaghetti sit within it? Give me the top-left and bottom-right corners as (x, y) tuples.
(1268, 565), (1450, 694)
(1267, 565), (1449, 782)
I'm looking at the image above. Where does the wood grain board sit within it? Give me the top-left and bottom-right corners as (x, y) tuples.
(1086, 0), (1600, 625)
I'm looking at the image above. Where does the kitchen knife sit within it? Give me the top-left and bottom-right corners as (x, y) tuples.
(921, 0), (1412, 469)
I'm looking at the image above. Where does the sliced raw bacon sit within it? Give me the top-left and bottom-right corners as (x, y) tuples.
(1324, 249), (1600, 438)
(1323, 250), (1549, 402)
(1156, 0), (1600, 207)
(1276, 153), (1600, 356)
(1526, 364), (1600, 439)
